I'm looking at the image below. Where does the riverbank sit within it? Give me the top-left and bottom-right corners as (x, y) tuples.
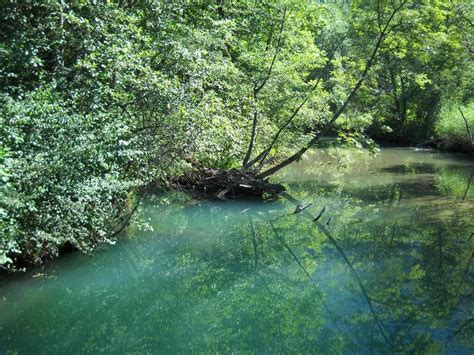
(2, 144), (473, 274)
(1, 147), (473, 353)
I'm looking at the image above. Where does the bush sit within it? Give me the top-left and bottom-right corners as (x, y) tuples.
(436, 101), (474, 153)
(0, 88), (145, 269)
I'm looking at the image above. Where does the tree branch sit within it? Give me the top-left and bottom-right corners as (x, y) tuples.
(458, 107), (473, 145)
(242, 8), (287, 166)
(244, 35), (347, 171)
(256, 0), (408, 179)
(280, 192), (393, 346)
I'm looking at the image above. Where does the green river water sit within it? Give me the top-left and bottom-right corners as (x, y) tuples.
(0, 147), (473, 354)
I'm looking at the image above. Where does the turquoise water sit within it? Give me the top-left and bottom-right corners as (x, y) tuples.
(0, 148), (473, 353)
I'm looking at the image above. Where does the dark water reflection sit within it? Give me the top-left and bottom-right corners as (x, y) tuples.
(0, 148), (473, 353)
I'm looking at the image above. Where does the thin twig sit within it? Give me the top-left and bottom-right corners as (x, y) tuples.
(458, 107), (473, 145)
(461, 174), (473, 202)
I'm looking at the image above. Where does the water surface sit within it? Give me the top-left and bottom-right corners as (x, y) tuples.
(1, 147), (473, 353)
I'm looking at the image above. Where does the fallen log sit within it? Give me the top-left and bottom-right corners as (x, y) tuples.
(174, 167), (285, 199)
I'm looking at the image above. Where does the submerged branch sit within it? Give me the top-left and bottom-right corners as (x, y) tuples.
(250, 219), (259, 271)
(446, 317), (474, 346)
(280, 192), (393, 346)
(268, 221), (344, 334)
(313, 220), (393, 346)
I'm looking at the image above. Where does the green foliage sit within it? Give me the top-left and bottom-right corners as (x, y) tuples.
(0, 145), (19, 269)
(0, 0), (471, 269)
(435, 167), (474, 199)
(0, 1), (205, 268)
(436, 100), (474, 152)
(348, 0), (473, 143)
(0, 88), (139, 267)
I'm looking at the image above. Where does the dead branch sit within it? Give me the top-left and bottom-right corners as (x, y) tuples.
(458, 107), (473, 145)
(175, 167), (285, 199)
(461, 173), (473, 202)
(268, 221), (344, 334)
(280, 191), (393, 346)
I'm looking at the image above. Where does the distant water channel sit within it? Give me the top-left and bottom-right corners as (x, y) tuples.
(1, 147), (473, 353)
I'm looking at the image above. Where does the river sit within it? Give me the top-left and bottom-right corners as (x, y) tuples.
(1, 147), (473, 353)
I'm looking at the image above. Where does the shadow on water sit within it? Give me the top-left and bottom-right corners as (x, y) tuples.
(0, 147), (473, 353)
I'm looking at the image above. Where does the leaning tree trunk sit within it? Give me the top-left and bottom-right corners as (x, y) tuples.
(177, 1), (408, 199)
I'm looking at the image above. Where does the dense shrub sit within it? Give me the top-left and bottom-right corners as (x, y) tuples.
(0, 1), (238, 269)
(0, 89), (142, 268)
(436, 101), (474, 152)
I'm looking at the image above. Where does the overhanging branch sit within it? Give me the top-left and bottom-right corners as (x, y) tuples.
(256, 0), (408, 179)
